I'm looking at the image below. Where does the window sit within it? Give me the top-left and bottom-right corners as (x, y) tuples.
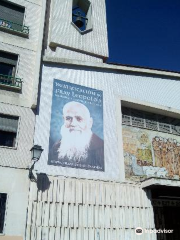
(72, 0), (92, 33)
(122, 107), (180, 136)
(0, 51), (17, 77)
(0, 51), (22, 89)
(0, 114), (19, 147)
(0, 193), (7, 233)
(0, 0), (29, 36)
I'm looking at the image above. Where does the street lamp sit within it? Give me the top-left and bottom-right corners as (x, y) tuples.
(31, 145), (43, 161)
(29, 145), (43, 182)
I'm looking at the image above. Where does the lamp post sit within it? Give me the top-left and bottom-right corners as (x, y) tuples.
(29, 145), (43, 181)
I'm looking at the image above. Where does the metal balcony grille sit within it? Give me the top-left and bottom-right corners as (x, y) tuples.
(122, 107), (180, 136)
(0, 193), (7, 233)
(0, 18), (29, 35)
(0, 74), (22, 89)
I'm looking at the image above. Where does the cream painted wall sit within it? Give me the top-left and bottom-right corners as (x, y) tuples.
(0, 103), (35, 168)
(0, 1), (45, 238)
(0, 237), (23, 240)
(0, 0), (46, 108)
(0, 167), (29, 238)
(0, 0), (46, 167)
(0, 43), (36, 106)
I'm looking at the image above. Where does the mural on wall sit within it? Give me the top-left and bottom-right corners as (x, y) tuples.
(123, 126), (180, 179)
(48, 79), (104, 172)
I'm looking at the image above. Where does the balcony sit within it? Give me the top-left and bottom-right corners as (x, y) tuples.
(0, 74), (22, 91)
(0, 18), (29, 38)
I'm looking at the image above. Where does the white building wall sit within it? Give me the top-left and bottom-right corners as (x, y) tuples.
(0, 0), (45, 108)
(0, 0), (46, 168)
(0, 0), (47, 166)
(44, 46), (104, 63)
(44, 0), (109, 62)
(0, 42), (36, 106)
(30, 62), (180, 240)
(0, 102), (35, 168)
(0, 0), (42, 46)
(0, 167), (29, 238)
(0, 1), (46, 239)
(34, 64), (180, 181)
(26, 177), (156, 240)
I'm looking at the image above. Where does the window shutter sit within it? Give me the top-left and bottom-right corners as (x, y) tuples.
(0, 51), (18, 66)
(0, 1), (25, 31)
(0, 115), (18, 133)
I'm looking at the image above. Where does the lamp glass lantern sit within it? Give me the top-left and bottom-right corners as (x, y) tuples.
(30, 145), (43, 161)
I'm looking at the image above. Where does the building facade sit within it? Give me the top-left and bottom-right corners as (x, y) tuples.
(1, 0), (180, 240)
(0, 0), (46, 239)
(28, 0), (180, 240)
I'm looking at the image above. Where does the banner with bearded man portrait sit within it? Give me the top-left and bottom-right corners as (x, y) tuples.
(48, 79), (104, 172)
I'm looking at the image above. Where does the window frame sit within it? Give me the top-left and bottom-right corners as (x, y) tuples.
(71, 0), (93, 34)
(0, 50), (22, 91)
(0, 0), (29, 38)
(0, 50), (19, 77)
(0, 113), (20, 149)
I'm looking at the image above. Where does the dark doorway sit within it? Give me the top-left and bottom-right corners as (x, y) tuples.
(151, 185), (180, 240)
(154, 205), (180, 240)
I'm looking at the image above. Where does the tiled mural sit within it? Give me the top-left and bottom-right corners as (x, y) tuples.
(123, 126), (180, 179)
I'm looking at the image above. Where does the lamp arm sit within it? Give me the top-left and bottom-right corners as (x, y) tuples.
(29, 160), (38, 182)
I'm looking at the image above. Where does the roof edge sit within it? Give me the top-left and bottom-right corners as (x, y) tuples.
(43, 56), (180, 78)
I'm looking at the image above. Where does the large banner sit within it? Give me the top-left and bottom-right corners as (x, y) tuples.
(48, 80), (104, 171)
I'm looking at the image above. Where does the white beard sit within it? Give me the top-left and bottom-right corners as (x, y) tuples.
(58, 125), (92, 162)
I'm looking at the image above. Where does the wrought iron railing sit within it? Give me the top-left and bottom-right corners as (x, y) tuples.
(0, 18), (29, 35)
(122, 107), (180, 136)
(0, 74), (22, 89)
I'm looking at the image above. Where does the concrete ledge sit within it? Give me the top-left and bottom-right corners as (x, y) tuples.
(43, 56), (180, 78)
(141, 177), (180, 189)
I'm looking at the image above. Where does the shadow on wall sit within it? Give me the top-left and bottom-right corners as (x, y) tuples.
(37, 173), (51, 192)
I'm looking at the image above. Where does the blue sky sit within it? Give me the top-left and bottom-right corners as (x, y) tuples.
(106, 0), (180, 72)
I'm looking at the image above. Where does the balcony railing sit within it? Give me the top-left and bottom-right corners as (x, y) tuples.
(0, 74), (22, 89)
(0, 18), (29, 35)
